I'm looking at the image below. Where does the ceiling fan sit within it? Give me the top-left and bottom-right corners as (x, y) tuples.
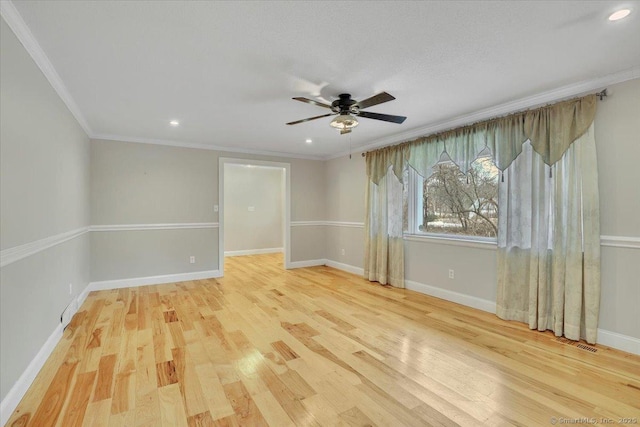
(286, 92), (407, 134)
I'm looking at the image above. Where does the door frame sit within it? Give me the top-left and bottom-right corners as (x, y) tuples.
(218, 157), (291, 276)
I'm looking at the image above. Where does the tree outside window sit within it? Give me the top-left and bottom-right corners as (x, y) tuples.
(404, 156), (499, 238)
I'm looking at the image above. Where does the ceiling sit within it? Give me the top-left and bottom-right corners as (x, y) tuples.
(4, 1), (640, 159)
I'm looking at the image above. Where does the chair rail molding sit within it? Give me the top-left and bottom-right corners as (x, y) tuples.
(90, 222), (219, 232)
(291, 221), (364, 228)
(600, 235), (640, 249)
(0, 227), (89, 267)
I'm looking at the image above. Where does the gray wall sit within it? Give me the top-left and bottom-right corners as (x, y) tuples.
(90, 140), (219, 280)
(91, 141), (217, 225)
(325, 154), (366, 267)
(224, 164), (284, 253)
(0, 18), (90, 400)
(91, 228), (218, 280)
(324, 77), (640, 341)
(593, 78), (640, 339)
(90, 140), (326, 279)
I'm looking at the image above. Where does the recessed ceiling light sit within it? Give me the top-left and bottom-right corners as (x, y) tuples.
(169, 120), (180, 126)
(609, 9), (631, 21)
(305, 139), (312, 144)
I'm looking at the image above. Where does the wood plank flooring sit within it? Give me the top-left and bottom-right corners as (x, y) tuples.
(7, 253), (640, 426)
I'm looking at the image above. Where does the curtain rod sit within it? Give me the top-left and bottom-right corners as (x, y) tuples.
(361, 89), (608, 157)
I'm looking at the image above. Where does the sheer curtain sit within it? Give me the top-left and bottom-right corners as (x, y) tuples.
(496, 124), (600, 343)
(364, 154), (405, 288)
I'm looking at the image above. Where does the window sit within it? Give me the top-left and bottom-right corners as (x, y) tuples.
(404, 156), (499, 239)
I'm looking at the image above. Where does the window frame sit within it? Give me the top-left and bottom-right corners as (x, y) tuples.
(403, 165), (498, 246)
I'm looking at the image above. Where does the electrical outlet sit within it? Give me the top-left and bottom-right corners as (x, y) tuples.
(248, 206), (255, 212)
(69, 283), (73, 295)
(190, 256), (196, 264)
(448, 269), (454, 279)
(214, 204), (219, 212)
(341, 248), (345, 255)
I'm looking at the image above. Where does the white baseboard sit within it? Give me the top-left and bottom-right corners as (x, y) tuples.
(63, 284), (93, 327)
(288, 259), (327, 269)
(224, 247), (283, 257)
(0, 280), (93, 425)
(0, 323), (63, 426)
(77, 283), (92, 308)
(90, 270), (222, 290)
(325, 259), (364, 276)
(288, 259), (365, 275)
(404, 280), (639, 355)
(405, 279), (497, 314)
(597, 329), (640, 355)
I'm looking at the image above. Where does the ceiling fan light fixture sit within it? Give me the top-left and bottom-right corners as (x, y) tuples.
(330, 114), (359, 130)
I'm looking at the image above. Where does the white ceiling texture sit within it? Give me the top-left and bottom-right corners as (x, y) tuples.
(3, 1), (640, 159)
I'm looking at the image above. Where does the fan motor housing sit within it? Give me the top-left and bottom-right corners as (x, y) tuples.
(331, 94), (359, 114)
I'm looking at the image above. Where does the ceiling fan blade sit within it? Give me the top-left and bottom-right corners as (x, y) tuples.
(340, 129), (352, 135)
(286, 113), (335, 125)
(357, 111), (407, 124)
(292, 97), (332, 109)
(356, 92), (396, 109)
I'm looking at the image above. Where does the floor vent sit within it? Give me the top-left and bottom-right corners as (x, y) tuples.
(555, 337), (598, 353)
(576, 343), (598, 353)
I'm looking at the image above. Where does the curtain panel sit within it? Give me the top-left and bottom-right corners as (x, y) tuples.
(363, 94), (600, 342)
(496, 127), (600, 343)
(364, 149), (406, 288)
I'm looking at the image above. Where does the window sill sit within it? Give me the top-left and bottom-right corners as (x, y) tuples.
(403, 233), (497, 250)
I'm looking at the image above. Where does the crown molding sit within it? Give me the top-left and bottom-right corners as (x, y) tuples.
(0, 0), (92, 136)
(326, 67), (640, 160)
(91, 134), (326, 161)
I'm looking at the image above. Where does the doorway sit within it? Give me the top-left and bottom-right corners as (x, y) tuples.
(218, 158), (291, 276)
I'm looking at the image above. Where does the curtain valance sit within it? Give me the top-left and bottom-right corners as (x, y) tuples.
(366, 94), (597, 184)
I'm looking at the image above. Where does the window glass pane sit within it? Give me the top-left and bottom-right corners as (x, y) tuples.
(418, 157), (499, 237)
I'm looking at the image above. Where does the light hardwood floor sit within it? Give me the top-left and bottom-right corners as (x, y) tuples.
(7, 254), (640, 426)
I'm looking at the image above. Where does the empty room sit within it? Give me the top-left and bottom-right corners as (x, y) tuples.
(1, 1), (639, 426)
